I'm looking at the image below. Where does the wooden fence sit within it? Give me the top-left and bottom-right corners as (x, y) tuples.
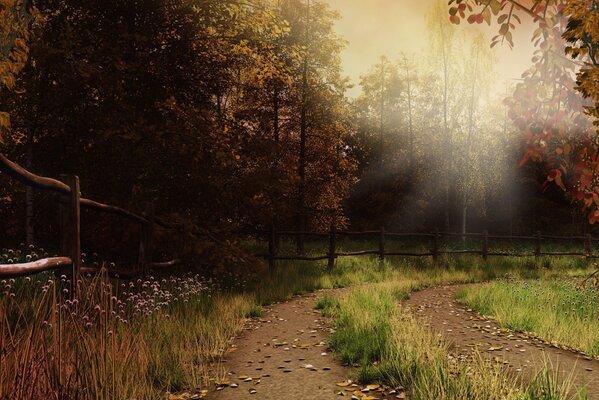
(256, 226), (599, 270)
(2, 152), (598, 295)
(0, 153), (209, 296)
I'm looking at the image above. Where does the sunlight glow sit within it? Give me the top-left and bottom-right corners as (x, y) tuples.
(326, 0), (537, 97)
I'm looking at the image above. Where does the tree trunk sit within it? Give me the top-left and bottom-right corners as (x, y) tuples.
(406, 68), (414, 169)
(273, 86), (280, 144)
(380, 58), (385, 167)
(296, 0), (310, 255)
(442, 49), (451, 232)
(25, 90), (35, 246)
(273, 84), (280, 247)
(25, 131), (34, 246)
(462, 203), (468, 245)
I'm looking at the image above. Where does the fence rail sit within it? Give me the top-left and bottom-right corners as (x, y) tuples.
(258, 226), (598, 269)
(0, 153), (194, 295)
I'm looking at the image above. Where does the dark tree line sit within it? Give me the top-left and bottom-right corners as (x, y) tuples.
(1, 0), (595, 265)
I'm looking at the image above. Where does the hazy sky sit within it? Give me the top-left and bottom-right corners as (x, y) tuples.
(325, 0), (537, 97)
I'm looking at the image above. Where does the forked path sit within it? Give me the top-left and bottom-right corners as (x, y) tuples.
(207, 289), (349, 400)
(404, 285), (599, 398)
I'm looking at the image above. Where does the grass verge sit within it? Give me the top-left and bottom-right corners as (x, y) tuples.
(456, 278), (599, 357)
(319, 283), (586, 399)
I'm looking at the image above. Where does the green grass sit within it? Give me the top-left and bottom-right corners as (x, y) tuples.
(318, 283), (586, 400)
(244, 303), (264, 318)
(456, 278), (599, 356)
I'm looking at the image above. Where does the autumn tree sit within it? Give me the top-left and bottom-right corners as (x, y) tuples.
(0, 0), (30, 136)
(453, 35), (496, 238)
(0, 0), (357, 255)
(354, 56), (403, 167)
(429, 0), (459, 230)
(0, 0), (32, 244)
(450, 0), (598, 223)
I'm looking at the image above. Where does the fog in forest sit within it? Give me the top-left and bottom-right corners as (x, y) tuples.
(326, 0), (596, 235)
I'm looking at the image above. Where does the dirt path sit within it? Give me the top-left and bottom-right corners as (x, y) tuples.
(205, 289), (350, 400)
(404, 284), (599, 398)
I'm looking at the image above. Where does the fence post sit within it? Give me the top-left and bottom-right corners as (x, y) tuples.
(378, 226), (385, 268)
(482, 230), (489, 261)
(432, 228), (439, 263)
(585, 234), (592, 259)
(59, 175), (81, 298)
(138, 202), (154, 275)
(535, 230), (542, 258)
(268, 222), (277, 270)
(327, 224), (336, 270)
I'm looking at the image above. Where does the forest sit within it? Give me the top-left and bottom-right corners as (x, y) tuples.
(1, 0), (598, 399)
(0, 0), (596, 250)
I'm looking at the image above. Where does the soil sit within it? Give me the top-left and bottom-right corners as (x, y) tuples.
(404, 284), (599, 398)
(205, 289), (352, 400)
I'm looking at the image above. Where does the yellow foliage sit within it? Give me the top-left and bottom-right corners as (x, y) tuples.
(0, 0), (31, 142)
(562, 0), (599, 125)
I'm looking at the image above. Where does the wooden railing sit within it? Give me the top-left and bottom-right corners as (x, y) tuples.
(257, 226), (598, 269)
(0, 153), (196, 295)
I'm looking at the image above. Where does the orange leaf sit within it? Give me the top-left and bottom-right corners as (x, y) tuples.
(554, 174), (566, 191)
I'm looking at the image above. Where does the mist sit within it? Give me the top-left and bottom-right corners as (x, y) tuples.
(340, 0), (596, 235)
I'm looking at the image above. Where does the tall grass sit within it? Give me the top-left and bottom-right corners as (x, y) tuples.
(0, 271), (258, 399)
(456, 278), (599, 356)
